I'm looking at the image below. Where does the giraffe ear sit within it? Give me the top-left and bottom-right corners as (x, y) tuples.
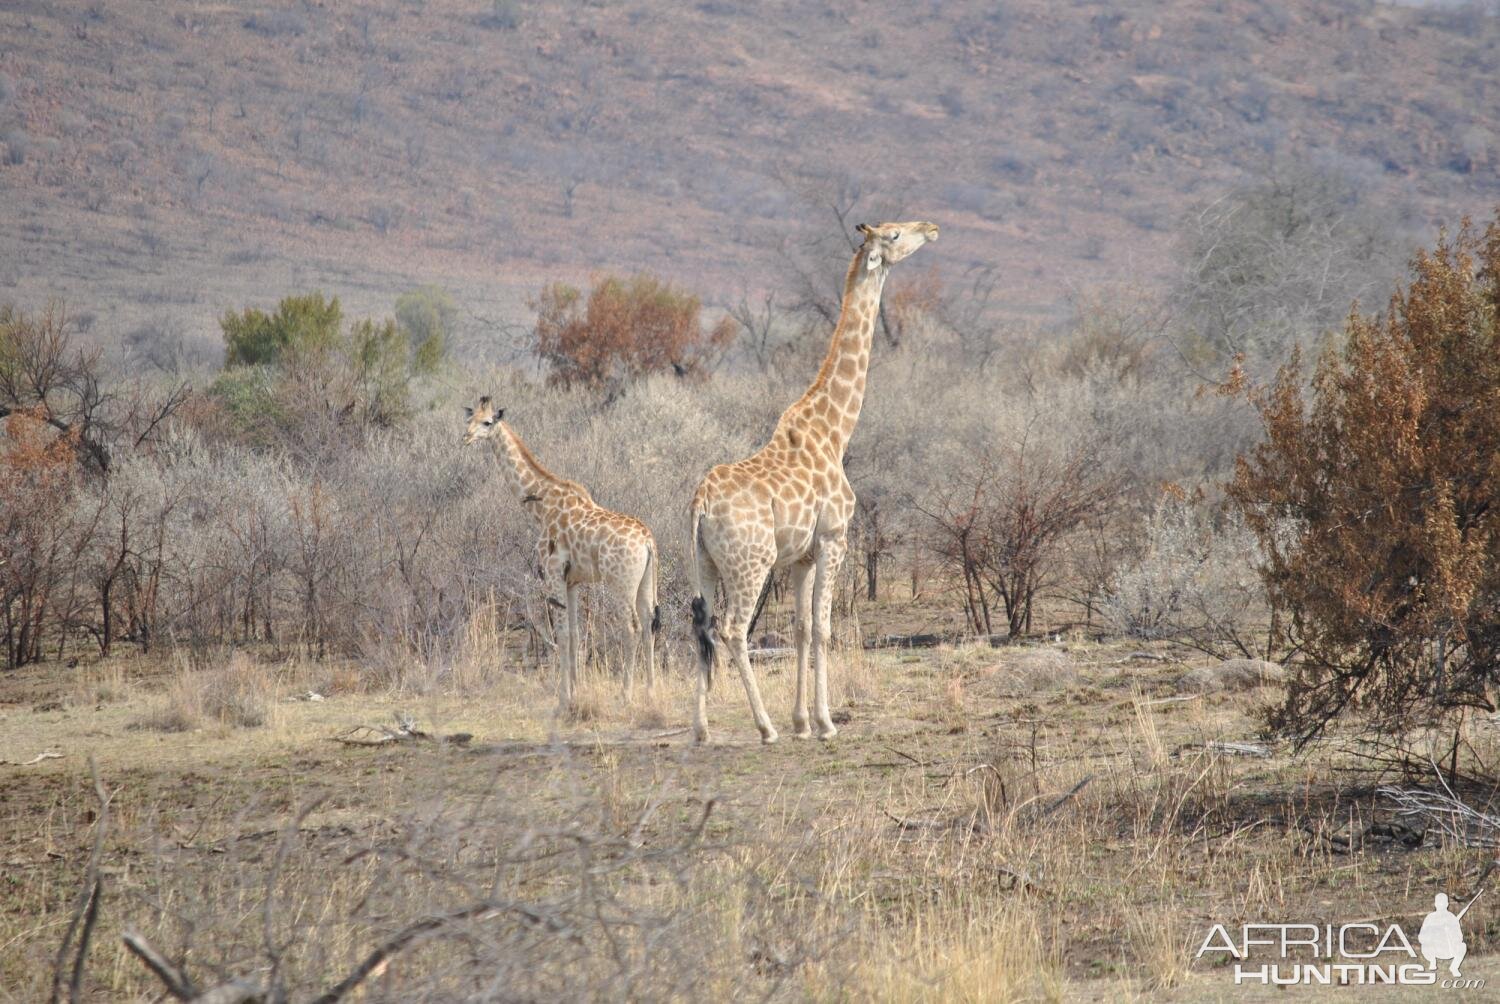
(496, 408), (505, 421)
(464, 406), (473, 418)
(866, 249), (882, 271)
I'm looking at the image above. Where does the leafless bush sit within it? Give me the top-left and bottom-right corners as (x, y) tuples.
(2, 127), (28, 166)
(920, 422), (1124, 638)
(131, 652), (278, 731)
(102, 756), (850, 1001)
(1103, 495), (1273, 658)
(1173, 160), (1402, 372)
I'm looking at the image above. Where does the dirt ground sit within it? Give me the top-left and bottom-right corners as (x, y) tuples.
(1, 632), (1496, 1001)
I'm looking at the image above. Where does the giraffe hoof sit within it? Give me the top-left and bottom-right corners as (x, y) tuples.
(816, 724), (838, 741)
(792, 724), (813, 739)
(693, 728), (710, 745)
(760, 728), (780, 745)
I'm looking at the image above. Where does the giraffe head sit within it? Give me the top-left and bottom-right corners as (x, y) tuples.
(461, 395), (504, 445)
(855, 221), (939, 271)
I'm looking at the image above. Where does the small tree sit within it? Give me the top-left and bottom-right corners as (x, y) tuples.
(532, 274), (733, 389)
(221, 292), (343, 367)
(1231, 215), (1500, 742)
(1, 410), (82, 667)
(393, 285), (456, 373)
(1173, 163), (1399, 370)
(0, 302), (111, 473)
(922, 441), (1122, 638)
(213, 292), (445, 446)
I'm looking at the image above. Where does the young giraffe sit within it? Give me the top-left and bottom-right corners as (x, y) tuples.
(689, 221), (939, 743)
(462, 396), (659, 709)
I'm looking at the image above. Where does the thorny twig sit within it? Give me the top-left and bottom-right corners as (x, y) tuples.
(50, 756), (109, 1004)
(1379, 759), (1500, 850)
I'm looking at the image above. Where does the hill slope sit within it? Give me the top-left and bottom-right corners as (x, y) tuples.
(2, 0), (1498, 357)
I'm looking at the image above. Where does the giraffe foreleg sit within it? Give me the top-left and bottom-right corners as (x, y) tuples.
(562, 581), (582, 713)
(811, 535), (847, 739)
(789, 561), (814, 738)
(538, 548), (571, 712)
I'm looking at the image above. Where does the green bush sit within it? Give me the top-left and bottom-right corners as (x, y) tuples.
(393, 285), (455, 374)
(221, 292), (343, 367)
(213, 292), (449, 441)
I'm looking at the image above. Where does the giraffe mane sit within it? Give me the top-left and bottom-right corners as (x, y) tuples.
(505, 424), (594, 501)
(800, 243), (880, 402)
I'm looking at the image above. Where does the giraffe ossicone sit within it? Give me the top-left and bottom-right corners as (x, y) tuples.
(688, 221), (939, 744)
(462, 396), (660, 710)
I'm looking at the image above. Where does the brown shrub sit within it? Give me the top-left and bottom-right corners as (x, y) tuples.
(531, 273), (733, 389)
(1231, 213), (1500, 741)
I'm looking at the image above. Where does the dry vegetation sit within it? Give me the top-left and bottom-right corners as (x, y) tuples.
(3, 1), (1500, 349)
(6, 3), (1500, 996)
(7, 207), (1500, 998)
(4, 634), (1498, 1001)
(8, 198), (1500, 997)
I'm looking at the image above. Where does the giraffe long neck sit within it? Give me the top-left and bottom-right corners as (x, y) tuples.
(803, 249), (887, 455)
(493, 421), (558, 503)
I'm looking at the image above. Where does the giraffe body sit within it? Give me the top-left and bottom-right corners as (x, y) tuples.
(464, 398), (658, 708)
(690, 221), (938, 743)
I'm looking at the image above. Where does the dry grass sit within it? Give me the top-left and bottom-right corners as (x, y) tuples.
(1, 635), (1497, 1000)
(128, 651), (281, 732)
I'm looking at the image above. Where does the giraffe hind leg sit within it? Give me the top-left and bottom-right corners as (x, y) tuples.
(636, 568), (657, 692)
(721, 561), (778, 743)
(691, 549), (722, 744)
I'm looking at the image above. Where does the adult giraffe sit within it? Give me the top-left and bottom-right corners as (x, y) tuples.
(463, 397), (659, 709)
(689, 221), (939, 743)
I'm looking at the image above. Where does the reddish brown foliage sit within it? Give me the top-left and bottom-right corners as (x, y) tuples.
(1, 409), (81, 666)
(531, 273), (733, 389)
(1231, 213), (1500, 741)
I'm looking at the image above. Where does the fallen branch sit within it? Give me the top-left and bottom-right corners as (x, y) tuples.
(883, 746), (935, 768)
(1038, 774), (1095, 817)
(1379, 760), (1500, 849)
(1173, 741), (1272, 759)
(1143, 694), (1200, 707)
(331, 713), (470, 748)
(4, 751), (64, 766)
(881, 808), (950, 832)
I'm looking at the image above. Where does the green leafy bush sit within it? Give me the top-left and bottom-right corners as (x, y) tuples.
(213, 292), (448, 442)
(221, 292), (343, 367)
(393, 285), (456, 374)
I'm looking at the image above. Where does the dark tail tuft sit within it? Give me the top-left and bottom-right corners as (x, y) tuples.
(651, 603), (661, 634)
(690, 595), (716, 690)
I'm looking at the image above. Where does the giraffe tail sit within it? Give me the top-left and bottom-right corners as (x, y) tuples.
(647, 539), (661, 635)
(689, 502), (717, 691)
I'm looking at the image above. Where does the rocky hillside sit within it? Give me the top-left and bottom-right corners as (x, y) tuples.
(1, 0), (1498, 358)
